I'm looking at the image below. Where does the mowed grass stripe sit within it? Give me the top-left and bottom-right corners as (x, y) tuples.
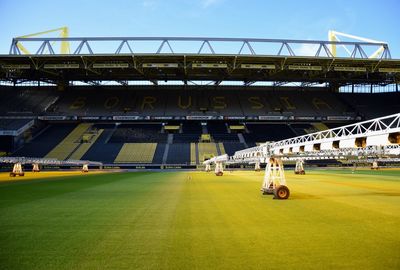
(0, 172), (178, 269)
(290, 170), (400, 217)
(0, 172), (127, 209)
(164, 171), (400, 269)
(165, 172), (276, 269)
(79, 172), (185, 269)
(0, 170), (399, 269)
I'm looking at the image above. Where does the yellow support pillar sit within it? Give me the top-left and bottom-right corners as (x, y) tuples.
(328, 30), (337, 58)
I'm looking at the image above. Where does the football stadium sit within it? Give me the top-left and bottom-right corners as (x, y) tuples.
(1, 2), (400, 269)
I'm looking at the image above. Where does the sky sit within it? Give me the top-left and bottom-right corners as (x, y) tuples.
(0, 0), (399, 57)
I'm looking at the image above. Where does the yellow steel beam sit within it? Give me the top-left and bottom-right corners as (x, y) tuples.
(16, 27), (68, 38)
(16, 26), (70, 54)
(16, 43), (30, 54)
(328, 30), (386, 59)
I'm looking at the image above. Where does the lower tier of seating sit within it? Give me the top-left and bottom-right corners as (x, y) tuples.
(81, 128), (123, 163)
(45, 123), (92, 160)
(114, 143), (157, 163)
(11, 121), (374, 165)
(223, 142), (246, 156)
(197, 143), (218, 163)
(69, 130), (104, 160)
(190, 143), (197, 165)
(152, 144), (166, 164)
(166, 143), (191, 165)
(12, 124), (77, 158)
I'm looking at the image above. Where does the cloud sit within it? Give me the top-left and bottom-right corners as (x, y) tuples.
(296, 43), (319, 56)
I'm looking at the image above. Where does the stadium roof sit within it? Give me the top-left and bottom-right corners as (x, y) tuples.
(1, 37), (399, 85)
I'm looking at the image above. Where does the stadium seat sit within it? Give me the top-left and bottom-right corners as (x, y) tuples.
(45, 123), (92, 160)
(197, 143), (218, 162)
(69, 129), (104, 160)
(114, 143), (157, 163)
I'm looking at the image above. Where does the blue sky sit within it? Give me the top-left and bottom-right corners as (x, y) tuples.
(0, 0), (399, 57)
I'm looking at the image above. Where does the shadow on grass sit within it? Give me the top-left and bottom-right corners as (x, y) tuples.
(288, 193), (322, 200)
(0, 172), (143, 209)
(322, 191), (400, 197)
(285, 189), (400, 200)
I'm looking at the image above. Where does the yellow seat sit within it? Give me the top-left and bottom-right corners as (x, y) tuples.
(114, 143), (157, 163)
(197, 143), (218, 162)
(45, 123), (92, 160)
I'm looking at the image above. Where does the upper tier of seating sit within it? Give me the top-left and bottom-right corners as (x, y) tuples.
(0, 88), (58, 114)
(51, 87), (348, 117)
(3, 85), (398, 119)
(339, 92), (400, 118)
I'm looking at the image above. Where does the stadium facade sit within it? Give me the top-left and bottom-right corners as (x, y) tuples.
(0, 36), (399, 169)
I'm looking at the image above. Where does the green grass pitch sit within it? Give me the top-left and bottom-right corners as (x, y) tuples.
(0, 169), (399, 269)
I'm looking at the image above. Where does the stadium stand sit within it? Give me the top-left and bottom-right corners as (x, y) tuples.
(217, 142), (226, 155)
(207, 122), (239, 142)
(173, 133), (200, 143)
(182, 121), (202, 133)
(173, 121), (203, 143)
(81, 131), (123, 164)
(152, 143), (166, 164)
(289, 123), (315, 136)
(312, 122), (330, 132)
(45, 123), (92, 160)
(0, 118), (34, 152)
(197, 143), (218, 162)
(0, 87), (57, 114)
(223, 142), (246, 156)
(0, 86), (398, 120)
(212, 133), (239, 142)
(207, 122), (228, 133)
(0, 119), (33, 131)
(12, 124), (77, 157)
(114, 143), (157, 163)
(69, 129), (104, 160)
(190, 143), (197, 165)
(323, 122), (350, 129)
(109, 124), (167, 143)
(243, 123), (296, 146)
(2, 84), (399, 166)
(0, 86), (370, 117)
(166, 143), (191, 164)
(340, 92), (400, 118)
